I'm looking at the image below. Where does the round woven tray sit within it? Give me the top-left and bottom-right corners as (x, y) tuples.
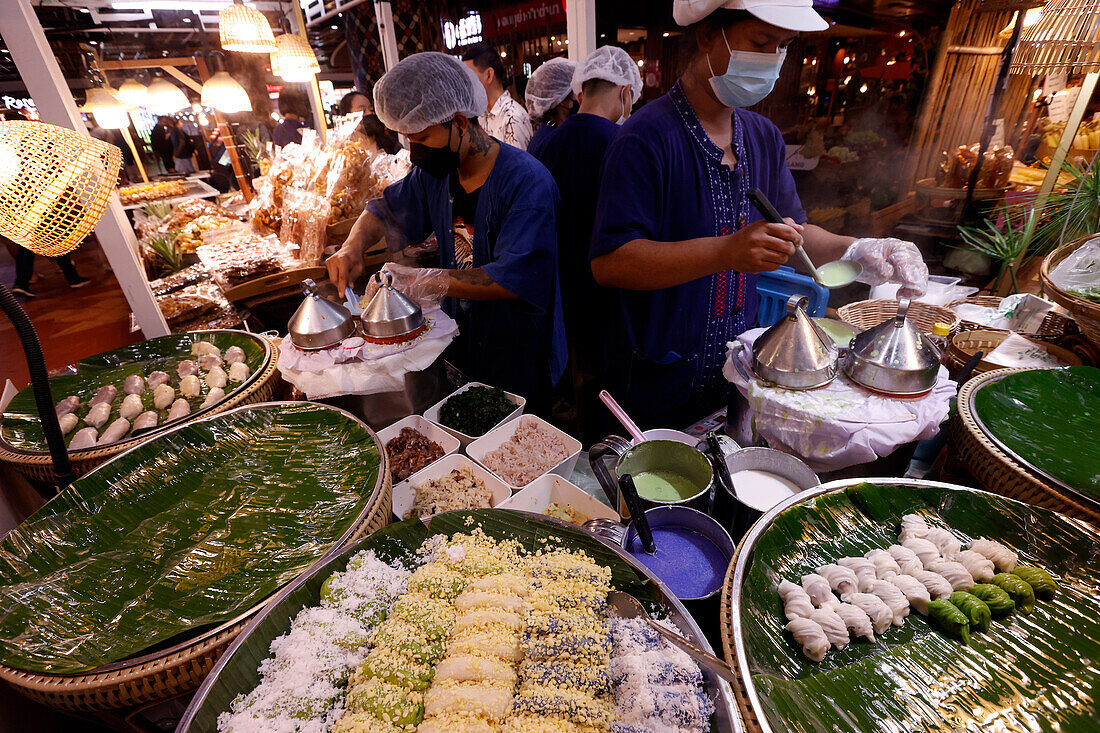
(0, 332), (281, 484)
(946, 329), (1083, 377)
(953, 367), (1099, 526)
(0, 412), (392, 713)
(946, 295), (1072, 340)
(837, 298), (960, 336)
(1040, 236), (1100, 352)
(719, 543), (765, 733)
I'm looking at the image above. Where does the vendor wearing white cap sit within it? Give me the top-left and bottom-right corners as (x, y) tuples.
(589, 0), (930, 428)
(525, 57), (578, 158)
(532, 46), (643, 379)
(326, 52), (567, 404)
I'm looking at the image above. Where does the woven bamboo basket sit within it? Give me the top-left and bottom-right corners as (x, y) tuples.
(0, 333), (281, 484)
(837, 298), (960, 336)
(720, 540), (765, 733)
(953, 368), (1099, 526)
(947, 295), (1073, 340)
(1040, 237), (1100, 352)
(946, 329), (1084, 377)
(0, 441), (392, 712)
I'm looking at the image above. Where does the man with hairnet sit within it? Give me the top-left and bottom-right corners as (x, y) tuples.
(530, 46), (642, 386)
(525, 57), (577, 159)
(326, 52), (566, 405)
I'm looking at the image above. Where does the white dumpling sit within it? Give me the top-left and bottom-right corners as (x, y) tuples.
(923, 527), (962, 560)
(868, 579), (910, 625)
(59, 413), (79, 435)
(956, 549), (996, 583)
(191, 340), (219, 357)
(56, 395), (79, 417)
(205, 365), (227, 390)
(99, 417), (130, 445)
(800, 573), (835, 607)
(90, 385), (118, 406)
(153, 383), (175, 410)
(911, 569), (953, 600)
(133, 410), (158, 431)
(901, 537), (940, 568)
(177, 359), (198, 378)
(180, 374), (201, 398)
(84, 402), (111, 428)
(844, 592), (893, 635)
(120, 393), (144, 420)
(810, 607), (850, 649)
(924, 558), (974, 591)
(201, 387), (225, 409)
(785, 617), (829, 662)
(198, 353), (223, 370)
(228, 361), (250, 383)
(69, 426), (98, 450)
(146, 371), (170, 389)
(123, 374), (145, 395)
(224, 345), (246, 364)
(888, 573), (931, 615)
(887, 544), (923, 575)
(834, 602), (876, 643)
(817, 563), (860, 599)
(167, 398), (191, 421)
(865, 549), (901, 580)
(778, 580), (815, 621)
(968, 538), (1018, 573)
(837, 557), (877, 592)
(899, 513), (930, 541)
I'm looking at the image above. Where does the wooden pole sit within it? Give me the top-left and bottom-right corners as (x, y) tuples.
(194, 56), (254, 202)
(288, 0), (328, 144)
(120, 126), (149, 183)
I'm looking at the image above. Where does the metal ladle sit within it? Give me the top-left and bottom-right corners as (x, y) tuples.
(747, 188), (862, 289)
(608, 591), (738, 684)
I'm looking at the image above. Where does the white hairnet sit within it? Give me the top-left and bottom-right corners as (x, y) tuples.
(525, 57), (577, 120)
(571, 46), (643, 104)
(373, 52), (488, 135)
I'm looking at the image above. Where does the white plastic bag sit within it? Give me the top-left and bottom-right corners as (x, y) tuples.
(1050, 237), (1100, 300)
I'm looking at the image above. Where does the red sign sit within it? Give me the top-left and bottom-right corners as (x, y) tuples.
(484, 0), (566, 37)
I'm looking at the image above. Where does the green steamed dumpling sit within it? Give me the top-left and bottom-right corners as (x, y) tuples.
(969, 583), (1016, 616)
(949, 591), (991, 633)
(927, 599), (970, 645)
(1012, 566), (1057, 599)
(991, 573), (1035, 613)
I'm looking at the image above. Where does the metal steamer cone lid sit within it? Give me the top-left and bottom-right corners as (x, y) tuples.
(288, 278), (356, 350)
(844, 297), (942, 396)
(360, 270), (426, 343)
(751, 294), (839, 390)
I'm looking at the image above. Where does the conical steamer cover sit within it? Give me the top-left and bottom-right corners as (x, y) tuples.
(848, 297), (941, 372)
(752, 294), (838, 389)
(361, 270), (424, 340)
(288, 278), (355, 350)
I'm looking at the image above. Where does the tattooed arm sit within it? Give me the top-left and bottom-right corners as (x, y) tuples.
(445, 267), (518, 300)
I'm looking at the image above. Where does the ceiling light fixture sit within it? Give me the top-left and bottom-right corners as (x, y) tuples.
(116, 78), (148, 108)
(219, 0), (276, 53)
(270, 33), (320, 82)
(201, 70), (253, 113)
(146, 77), (190, 112)
(82, 87), (131, 129)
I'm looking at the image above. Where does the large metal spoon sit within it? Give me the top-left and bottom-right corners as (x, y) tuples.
(608, 590), (738, 684)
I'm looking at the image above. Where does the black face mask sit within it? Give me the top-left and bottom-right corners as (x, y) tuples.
(409, 121), (461, 179)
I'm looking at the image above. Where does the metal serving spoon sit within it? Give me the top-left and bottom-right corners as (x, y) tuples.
(608, 590), (738, 684)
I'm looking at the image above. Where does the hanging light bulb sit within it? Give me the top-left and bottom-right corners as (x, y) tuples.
(201, 70), (253, 113)
(219, 1), (276, 53)
(146, 78), (190, 112)
(116, 78), (148, 108)
(270, 33), (320, 82)
(82, 87), (131, 129)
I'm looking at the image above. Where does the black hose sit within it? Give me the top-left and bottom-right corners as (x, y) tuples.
(0, 282), (74, 488)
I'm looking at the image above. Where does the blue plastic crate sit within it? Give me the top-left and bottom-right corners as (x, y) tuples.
(755, 265), (829, 328)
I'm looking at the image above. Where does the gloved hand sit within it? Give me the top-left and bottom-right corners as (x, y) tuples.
(841, 238), (929, 298)
(360, 262), (449, 311)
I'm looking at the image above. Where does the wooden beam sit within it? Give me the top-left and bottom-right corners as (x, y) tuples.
(98, 57), (197, 71)
(947, 45), (1006, 55)
(160, 65), (203, 93)
(194, 56), (254, 203)
(289, 0), (328, 143)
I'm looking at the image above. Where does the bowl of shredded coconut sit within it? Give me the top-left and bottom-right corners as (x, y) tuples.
(467, 415), (582, 490)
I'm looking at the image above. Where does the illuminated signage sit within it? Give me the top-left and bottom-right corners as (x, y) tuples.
(442, 13), (483, 50)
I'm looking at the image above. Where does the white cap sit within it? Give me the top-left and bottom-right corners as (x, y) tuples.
(526, 57), (578, 119)
(673, 0), (829, 32)
(373, 52), (488, 135)
(571, 46), (644, 104)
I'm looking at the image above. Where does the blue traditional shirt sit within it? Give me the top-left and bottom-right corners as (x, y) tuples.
(590, 81), (806, 427)
(526, 121), (558, 160)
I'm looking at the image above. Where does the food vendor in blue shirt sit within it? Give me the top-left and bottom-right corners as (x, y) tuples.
(326, 52), (567, 406)
(525, 57), (578, 159)
(590, 0), (930, 428)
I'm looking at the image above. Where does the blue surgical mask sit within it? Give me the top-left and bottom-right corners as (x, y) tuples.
(707, 31), (786, 108)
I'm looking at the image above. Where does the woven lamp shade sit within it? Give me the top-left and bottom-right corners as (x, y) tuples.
(0, 121), (122, 257)
(270, 34), (320, 82)
(219, 2), (276, 54)
(1011, 0), (1100, 74)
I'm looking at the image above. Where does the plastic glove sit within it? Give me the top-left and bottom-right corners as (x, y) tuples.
(841, 237), (929, 298)
(360, 262), (449, 311)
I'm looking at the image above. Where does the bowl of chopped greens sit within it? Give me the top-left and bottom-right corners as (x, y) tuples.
(423, 382), (525, 446)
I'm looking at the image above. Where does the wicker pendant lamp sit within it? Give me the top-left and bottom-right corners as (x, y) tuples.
(146, 78), (190, 113)
(82, 87), (131, 130)
(116, 78), (148, 108)
(1011, 0), (1100, 74)
(219, 1), (276, 54)
(270, 33), (320, 82)
(201, 71), (253, 113)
